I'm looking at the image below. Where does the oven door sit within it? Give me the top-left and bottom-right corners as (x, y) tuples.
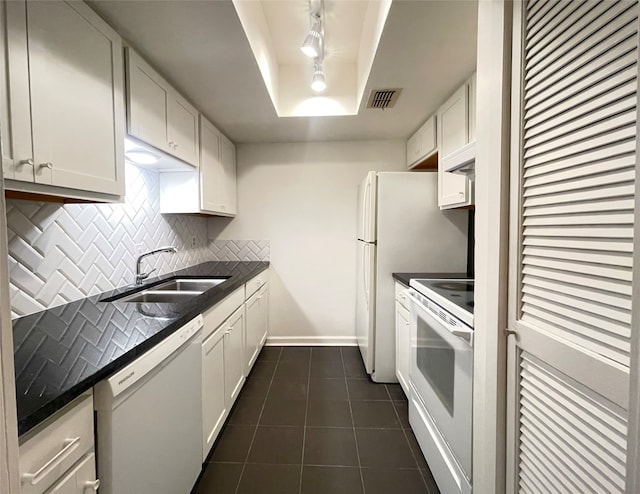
(407, 289), (473, 478)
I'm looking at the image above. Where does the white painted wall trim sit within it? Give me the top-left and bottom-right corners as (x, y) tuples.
(624, 17), (640, 494)
(473, 1), (512, 494)
(0, 126), (20, 494)
(266, 336), (357, 347)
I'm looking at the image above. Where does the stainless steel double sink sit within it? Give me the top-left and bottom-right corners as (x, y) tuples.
(103, 277), (229, 303)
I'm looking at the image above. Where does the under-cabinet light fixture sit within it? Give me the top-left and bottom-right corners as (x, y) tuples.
(125, 150), (160, 165)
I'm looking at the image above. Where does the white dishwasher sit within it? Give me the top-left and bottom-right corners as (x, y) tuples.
(94, 315), (203, 494)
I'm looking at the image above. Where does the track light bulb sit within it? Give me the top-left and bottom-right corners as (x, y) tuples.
(311, 64), (326, 92)
(301, 16), (322, 58)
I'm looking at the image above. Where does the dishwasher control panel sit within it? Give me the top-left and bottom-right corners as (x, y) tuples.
(94, 314), (204, 407)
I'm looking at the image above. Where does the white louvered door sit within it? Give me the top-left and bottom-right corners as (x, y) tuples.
(507, 1), (637, 492)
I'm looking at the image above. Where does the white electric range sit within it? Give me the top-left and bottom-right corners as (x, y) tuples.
(406, 278), (474, 494)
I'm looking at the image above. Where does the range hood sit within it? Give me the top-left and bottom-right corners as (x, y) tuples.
(441, 140), (475, 180)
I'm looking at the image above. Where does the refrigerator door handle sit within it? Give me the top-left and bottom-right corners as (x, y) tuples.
(362, 177), (371, 241)
(363, 244), (370, 309)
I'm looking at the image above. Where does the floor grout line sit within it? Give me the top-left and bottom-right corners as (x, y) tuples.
(341, 347), (367, 494)
(387, 385), (435, 494)
(298, 348), (312, 494)
(232, 346), (283, 494)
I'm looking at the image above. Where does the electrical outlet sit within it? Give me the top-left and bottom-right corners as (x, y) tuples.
(135, 243), (144, 256)
(191, 235), (197, 248)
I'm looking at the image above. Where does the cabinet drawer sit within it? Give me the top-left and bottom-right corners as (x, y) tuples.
(19, 393), (94, 494)
(47, 452), (98, 494)
(202, 286), (244, 340)
(395, 282), (410, 309)
(245, 272), (268, 299)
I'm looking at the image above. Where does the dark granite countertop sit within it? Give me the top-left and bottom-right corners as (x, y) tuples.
(13, 261), (269, 436)
(392, 272), (470, 286)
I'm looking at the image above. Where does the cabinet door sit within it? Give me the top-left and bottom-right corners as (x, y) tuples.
(127, 49), (169, 153)
(244, 291), (261, 373)
(199, 117), (225, 213)
(258, 284), (269, 347)
(438, 83), (472, 209)
(47, 453), (98, 494)
(224, 307), (245, 407)
(395, 301), (411, 396)
(168, 93), (198, 166)
(202, 327), (227, 461)
(406, 132), (421, 168)
(439, 85), (468, 157)
(406, 115), (436, 169)
(26, 0), (124, 195)
(1, 0), (34, 182)
(417, 116), (436, 159)
(220, 136), (237, 216)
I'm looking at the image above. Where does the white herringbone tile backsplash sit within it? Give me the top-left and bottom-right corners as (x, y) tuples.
(209, 240), (269, 262)
(7, 164), (269, 318)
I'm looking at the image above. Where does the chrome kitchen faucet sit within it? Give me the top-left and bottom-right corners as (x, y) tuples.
(135, 246), (178, 284)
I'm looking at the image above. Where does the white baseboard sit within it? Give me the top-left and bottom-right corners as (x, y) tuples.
(265, 336), (357, 347)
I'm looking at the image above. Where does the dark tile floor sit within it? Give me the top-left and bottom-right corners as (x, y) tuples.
(192, 346), (440, 494)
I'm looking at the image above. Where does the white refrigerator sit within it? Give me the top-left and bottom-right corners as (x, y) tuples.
(356, 171), (468, 382)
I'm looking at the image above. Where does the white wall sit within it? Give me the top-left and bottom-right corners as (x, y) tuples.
(208, 140), (406, 344)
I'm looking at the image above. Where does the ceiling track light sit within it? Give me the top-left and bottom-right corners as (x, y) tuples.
(311, 62), (326, 93)
(301, 14), (322, 59)
(301, 0), (326, 93)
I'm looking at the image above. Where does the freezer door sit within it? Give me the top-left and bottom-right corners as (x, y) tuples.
(357, 172), (377, 242)
(356, 240), (376, 374)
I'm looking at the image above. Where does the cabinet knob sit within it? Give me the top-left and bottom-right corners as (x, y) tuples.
(18, 158), (34, 167)
(38, 162), (53, 170)
(168, 141), (174, 146)
(458, 192), (464, 196)
(84, 479), (100, 491)
(174, 143), (179, 149)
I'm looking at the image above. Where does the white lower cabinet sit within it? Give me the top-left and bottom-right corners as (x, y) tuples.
(395, 282), (411, 395)
(200, 273), (269, 460)
(244, 283), (269, 373)
(47, 453), (99, 494)
(202, 322), (227, 461)
(19, 392), (97, 494)
(224, 306), (246, 406)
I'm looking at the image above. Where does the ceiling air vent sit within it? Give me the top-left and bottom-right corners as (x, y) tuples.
(366, 88), (402, 109)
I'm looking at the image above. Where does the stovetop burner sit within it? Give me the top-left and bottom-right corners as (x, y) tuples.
(409, 278), (474, 326)
(431, 281), (474, 292)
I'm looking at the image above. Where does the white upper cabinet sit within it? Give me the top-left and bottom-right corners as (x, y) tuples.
(200, 116), (223, 213)
(126, 48), (199, 167)
(160, 115), (236, 216)
(201, 116), (237, 216)
(437, 74), (475, 209)
(406, 115), (437, 169)
(127, 51), (168, 150)
(168, 94), (199, 165)
(219, 133), (237, 216)
(2, 0), (125, 200)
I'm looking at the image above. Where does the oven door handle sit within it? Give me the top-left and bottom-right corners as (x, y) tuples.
(405, 290), (474, 346)
(451, 327), (474, 344)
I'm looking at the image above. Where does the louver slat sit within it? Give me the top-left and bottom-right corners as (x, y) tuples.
(518, 354), (627, 494)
